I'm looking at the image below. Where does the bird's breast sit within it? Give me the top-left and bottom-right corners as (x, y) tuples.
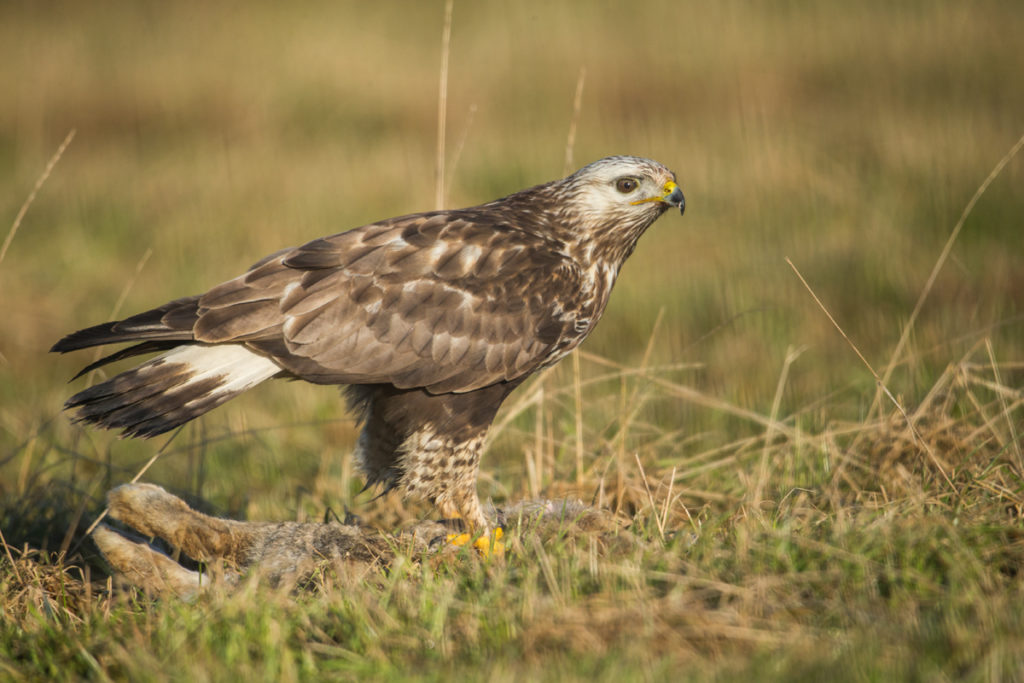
(534, 262), (619, 370)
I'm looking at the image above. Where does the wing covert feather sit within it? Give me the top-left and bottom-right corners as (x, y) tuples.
(191, 214), (583, 392)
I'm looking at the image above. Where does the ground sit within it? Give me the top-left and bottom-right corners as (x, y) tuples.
(1, 1), (1023, 680)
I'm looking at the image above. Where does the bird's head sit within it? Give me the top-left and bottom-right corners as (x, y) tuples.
(567, 155), (684, 217)
(553, 155), (685, 262)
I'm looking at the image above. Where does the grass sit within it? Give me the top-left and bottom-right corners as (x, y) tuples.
(2, 0), (1024, 680)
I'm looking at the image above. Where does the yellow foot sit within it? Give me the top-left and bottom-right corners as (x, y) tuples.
(447, 527), (504, 557)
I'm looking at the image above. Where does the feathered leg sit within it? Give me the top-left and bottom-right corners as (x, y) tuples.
(347, 382), (517, 554)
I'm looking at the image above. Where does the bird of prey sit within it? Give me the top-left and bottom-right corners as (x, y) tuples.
(52, 155), (685, 539)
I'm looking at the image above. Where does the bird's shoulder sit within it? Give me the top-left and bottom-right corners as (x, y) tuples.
(280, 210), (575, 282)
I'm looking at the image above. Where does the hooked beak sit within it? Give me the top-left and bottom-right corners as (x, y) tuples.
(661, 181), (685, 215)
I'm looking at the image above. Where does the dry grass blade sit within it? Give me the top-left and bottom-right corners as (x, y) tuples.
(578, 349), (796, 438)
(634, 453), (666, 542)
(607, 312), (667, 500)
(750, 345), (805, 508)
(107, 248), (154, 320)
(59, 479), (101, 557)
(875, 132), (1024, 413)
(661, 465), (677, 532)
(562, 65), (589, 487)
(786, 257), (879, 377)
(489, 365), (558, 439)
(526, 382), (544, 498)
(0, 525), (22, 584)
(76, 427), (184, 546)
(434, 0), (454, 210)
(786, 257), (959, 497)
(572, 349), (585, 488)
(0, 129), (76, 268)
(85, 248), (153, 383)
(529, 535), (564, 607)
(447, 103), (477, 187)
(984, 339), (1023, 472)
(563, 66), (586, 176)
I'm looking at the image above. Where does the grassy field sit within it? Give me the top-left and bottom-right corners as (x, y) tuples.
(2, 0), (1024, 679)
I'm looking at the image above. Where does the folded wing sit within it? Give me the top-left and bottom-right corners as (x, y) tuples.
(192, 212), (580, 393)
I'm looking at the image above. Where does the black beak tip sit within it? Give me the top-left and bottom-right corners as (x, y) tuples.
(668, 187), (685, 216)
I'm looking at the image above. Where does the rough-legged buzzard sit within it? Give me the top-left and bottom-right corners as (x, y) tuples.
(52, 156), (685, 535)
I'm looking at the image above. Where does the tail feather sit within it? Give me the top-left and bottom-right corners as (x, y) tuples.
(69, 341), (183, 381)
(51, 297), (201, 354)
(65, 344), (282, 438)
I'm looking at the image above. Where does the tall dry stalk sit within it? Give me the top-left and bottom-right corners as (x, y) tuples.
(434, 0), (454, 211)
(1, 129), (76, 268)
(874, 132), (1024, 417)
(563, 66), (587, 487)
(786, 257), (958, 497)
(563, 66), (586, 176)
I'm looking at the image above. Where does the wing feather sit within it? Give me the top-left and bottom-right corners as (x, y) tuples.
(183, 213), (582, 392)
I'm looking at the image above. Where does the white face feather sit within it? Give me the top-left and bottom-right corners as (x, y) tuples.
(563, 156), (678, 229)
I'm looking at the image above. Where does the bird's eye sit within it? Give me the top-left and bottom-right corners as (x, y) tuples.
(615, 177), (639, 193)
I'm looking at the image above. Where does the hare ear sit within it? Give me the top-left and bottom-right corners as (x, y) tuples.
(105, 483), (257, 566)
(92, 525), (212, 601)
(97, 482), (397, 596)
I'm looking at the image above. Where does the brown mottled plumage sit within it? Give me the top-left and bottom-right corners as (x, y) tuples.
(52, 156), (684, 532)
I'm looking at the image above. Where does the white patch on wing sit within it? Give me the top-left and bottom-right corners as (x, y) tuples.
(158, 344), (280, 405)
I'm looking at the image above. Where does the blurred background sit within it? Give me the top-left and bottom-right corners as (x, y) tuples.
(1, 1), (1021, 529)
